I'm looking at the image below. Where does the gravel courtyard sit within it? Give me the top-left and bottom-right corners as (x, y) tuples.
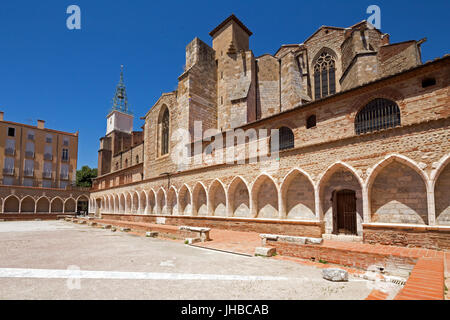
(0, 220), (379, 300)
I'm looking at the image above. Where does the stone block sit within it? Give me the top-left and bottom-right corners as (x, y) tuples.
(102, 224), (112, 229)
(306, 237), (323, 245)
(146, 231), (159, 238)
(322, 268), (348, 282)
(185, 238), (201, 245)
(111, 227), (117, 232)
(88, 222), (97, 227)
(255, 247), (276, 257)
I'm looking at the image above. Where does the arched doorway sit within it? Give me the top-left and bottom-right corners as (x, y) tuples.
(332, 190), (357, 235)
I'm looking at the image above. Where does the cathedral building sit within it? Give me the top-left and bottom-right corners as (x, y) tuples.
(91, 15), (450, 249)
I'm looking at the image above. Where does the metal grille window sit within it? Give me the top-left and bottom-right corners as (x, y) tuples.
(314, 52), (336, 100)
(279, 127), (295, 151)
(355, 98), (401, 135)
(161, 108), (170, 155)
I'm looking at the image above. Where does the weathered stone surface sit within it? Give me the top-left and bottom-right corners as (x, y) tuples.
(255, 247), (276, 257)
(322, 268), (348, 282)
(185, 238), (201, 245)
(120, 228), (131, 232)
(145, 231), (158, 238)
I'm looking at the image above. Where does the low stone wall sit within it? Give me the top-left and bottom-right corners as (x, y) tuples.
(363, 223), (450, 251)
(0, 214), (75, 221)
(265, 238), (417, 277)
(101, 214), (324, 238)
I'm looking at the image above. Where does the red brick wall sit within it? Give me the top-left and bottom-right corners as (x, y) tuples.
(102, 213), (324, 237)
(363, 224), (450, 250)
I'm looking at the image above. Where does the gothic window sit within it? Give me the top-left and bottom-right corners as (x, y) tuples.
(355, 98), (401, 135)
(314, 51), (336, 100)
(278, 127), (294, 151)
(161, 108), (170, 155)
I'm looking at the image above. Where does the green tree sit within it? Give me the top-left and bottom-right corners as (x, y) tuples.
(76, 166), (98, 188)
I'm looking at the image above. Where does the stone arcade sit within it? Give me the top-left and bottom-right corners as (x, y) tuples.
(90, 15), (450, 250)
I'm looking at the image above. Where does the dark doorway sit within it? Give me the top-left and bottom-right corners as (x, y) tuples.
(332, 190), (357, 235)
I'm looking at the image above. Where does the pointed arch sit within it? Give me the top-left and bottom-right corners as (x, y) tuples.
(158, 105), (170, 156)
(113, 194), (119, 213)
(36, 196), (50, 213)
(366, 154), (428, 225)
(138, 190), (147, 214)
(3, 195), (20, 213)
(125, 192), (132, 214)
(156, 188), (167, 215)
(131, 191), (139, 214)
(167, 186), (178, 215)
(64, 197), (76, 213)
(50, 197), (64, 213)
(76, 195), (89, 214)
(119, 193), (126, 213)
(178, 184), (192, 215)
(20, 196), (35, 213)
(147, 189), (156, 214)
(312, 47), (337, 100)
(432, 154), (450, 225)
(280, 169), (316, 220)
(227, 176), (250, 217)
(208, 179), (227, 217)
(192, 182), (208, 216)
(318, 162), (364, 235)
(251, 173), (279, 219)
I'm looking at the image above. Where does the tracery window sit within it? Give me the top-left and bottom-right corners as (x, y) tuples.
(314, 51), (336, 100)
(355, 98), (401, 135)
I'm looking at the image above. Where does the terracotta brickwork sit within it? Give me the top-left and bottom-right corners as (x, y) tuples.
(92, 15), (450, 249)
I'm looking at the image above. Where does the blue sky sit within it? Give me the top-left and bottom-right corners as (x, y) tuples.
(1, 0), (449, 169)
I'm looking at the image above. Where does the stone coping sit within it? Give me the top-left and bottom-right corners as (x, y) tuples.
(260, 233), (323, 244)
(363, 223), (450, 232)
(179, 226), (211, 233)
(101, 213), (322, 226)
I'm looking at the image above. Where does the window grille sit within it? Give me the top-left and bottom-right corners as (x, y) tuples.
(355, 98), (401, 135)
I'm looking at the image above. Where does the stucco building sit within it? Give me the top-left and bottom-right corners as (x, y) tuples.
(91, 15), (450, 249)
(0, 112), (89, 215)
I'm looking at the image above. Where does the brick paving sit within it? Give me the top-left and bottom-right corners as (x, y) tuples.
(365, 289), (389, 300)
(191, 229), (261, 256)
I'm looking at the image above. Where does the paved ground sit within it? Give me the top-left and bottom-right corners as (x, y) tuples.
(0, 220), (384, 300)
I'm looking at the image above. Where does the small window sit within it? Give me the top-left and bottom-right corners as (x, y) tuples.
(422, 78), (436, 88)
(115, 162), (119, 170)
(355, 98), (401, 135)
(125, 159), (128, 168)
(62, 148), (69, 161)
(8, 127), (15, 137)
(278, 127), (295, 151)
(136, 155), (139, 163)
(46, 134), (53, 143)
(306, 115), (317, 129)
(27, 131), (35, 140)
(63, 137), (69, 146)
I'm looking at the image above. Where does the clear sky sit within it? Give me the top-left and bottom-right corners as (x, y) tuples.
(1, 0), (449, 169)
